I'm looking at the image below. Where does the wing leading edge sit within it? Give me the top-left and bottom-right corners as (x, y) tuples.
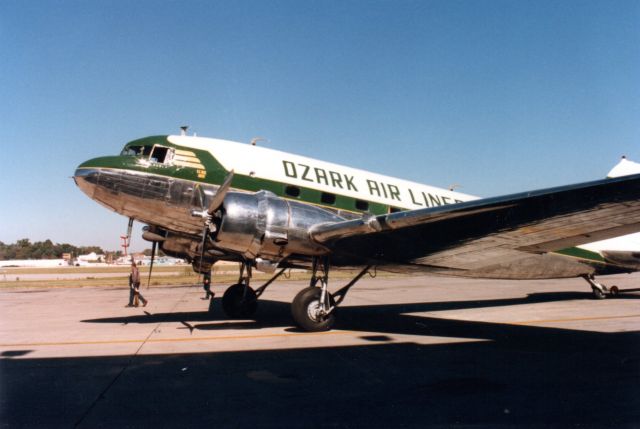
(310, 174), (640, 275)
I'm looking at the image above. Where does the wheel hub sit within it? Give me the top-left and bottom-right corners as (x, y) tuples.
(306, 299), (325, 322)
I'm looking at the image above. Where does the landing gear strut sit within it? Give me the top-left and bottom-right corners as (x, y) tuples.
(581, 274), (640, 299)
(583, 274), (608, 299)
(291, 257), (372, 332)
(582, 274), (620, 299)
(292, 257), (335, 331)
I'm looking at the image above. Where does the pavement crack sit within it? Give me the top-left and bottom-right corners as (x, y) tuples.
(73, 287), (194, 428)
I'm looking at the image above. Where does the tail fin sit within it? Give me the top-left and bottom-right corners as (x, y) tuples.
(608, 157), (640, 178)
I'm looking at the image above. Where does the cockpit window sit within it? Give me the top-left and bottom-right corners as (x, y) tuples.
(120, 143), (173, 165)
(121, 145), (153, 157)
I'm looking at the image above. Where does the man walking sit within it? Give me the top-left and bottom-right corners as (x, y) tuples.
(202, 270), (214, 300)
(126, 260), (148, 307)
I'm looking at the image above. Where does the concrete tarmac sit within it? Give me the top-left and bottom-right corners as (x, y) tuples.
(1, 273), (639, 428)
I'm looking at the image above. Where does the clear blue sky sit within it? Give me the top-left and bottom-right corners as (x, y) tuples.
(1, 0), (639, 251)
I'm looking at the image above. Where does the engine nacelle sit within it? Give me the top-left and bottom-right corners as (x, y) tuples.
(214, 191), (345, 260)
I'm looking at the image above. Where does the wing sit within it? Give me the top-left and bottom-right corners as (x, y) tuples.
(310, 174), (640, 276)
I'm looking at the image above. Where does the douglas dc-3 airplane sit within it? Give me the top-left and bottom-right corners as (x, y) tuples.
(74, 131), (640, 331)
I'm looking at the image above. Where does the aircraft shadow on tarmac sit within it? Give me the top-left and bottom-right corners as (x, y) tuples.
(82, 290), (640, 341)
(5, 292), (640, 428)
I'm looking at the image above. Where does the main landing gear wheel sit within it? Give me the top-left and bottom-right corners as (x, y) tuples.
(291, 287), (336, 332)
(222, 284), (258, 318)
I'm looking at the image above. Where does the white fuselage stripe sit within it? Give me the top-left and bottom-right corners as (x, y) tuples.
(167, 135), (479, 209)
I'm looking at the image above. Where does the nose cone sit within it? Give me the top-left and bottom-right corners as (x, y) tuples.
(73, 157), (117, 199)
(74, 155), (125, 192)
(74, 160), (94, 179)
(74, 165), (99, 198)
(74, 154), (145, 213)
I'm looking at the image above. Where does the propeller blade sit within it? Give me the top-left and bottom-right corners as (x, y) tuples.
(192, 170), (233, 275)
(207, 170), (234, 215)
(147, 241), (157, 289)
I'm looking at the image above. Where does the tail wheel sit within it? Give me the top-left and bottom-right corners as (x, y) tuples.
(291, 287), (336, 332)
(222, 284), (258, 318)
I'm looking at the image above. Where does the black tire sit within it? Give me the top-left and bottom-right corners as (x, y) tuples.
(222, 284), (258, 318)
(291, 287), (336, 332)
(609, 285), (620, 297)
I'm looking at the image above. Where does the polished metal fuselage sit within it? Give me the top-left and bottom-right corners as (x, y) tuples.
(74, 167), (206, 236)
(74, 166), (345, 266)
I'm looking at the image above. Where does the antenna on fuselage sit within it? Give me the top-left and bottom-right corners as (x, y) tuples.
(180, 126), (189, 136)
(250, 137), (269, 146)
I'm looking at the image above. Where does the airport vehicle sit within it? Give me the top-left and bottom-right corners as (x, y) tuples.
(74, 132), (640, 330)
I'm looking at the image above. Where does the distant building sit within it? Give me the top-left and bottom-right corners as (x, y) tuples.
(77, 252), (105, 263)
(115, 253), (144, 265)
(140, 256), (186, 266)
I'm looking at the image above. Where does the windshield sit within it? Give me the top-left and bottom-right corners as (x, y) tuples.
(121, 144), (173, 165)
(121, 145), (153, 157)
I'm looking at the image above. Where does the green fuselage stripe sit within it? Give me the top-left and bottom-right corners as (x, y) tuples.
(555, 247), (605, 263)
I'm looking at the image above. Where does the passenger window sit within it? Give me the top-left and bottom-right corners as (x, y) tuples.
(285, 185), (301, 197)
(321, 192), (336, 205)
(355, 199), (369, 211)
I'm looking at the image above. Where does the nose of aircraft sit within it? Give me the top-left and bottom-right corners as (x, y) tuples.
(74, 156), (132, 214)
(73, 160), (101, 197)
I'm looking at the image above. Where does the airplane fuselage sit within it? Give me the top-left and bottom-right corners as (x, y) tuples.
(74, 135), (634, 278)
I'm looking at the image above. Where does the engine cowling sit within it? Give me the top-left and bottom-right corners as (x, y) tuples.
(214, 191), (345, 260)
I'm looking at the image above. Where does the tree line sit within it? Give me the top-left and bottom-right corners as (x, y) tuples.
(0, 239), (114, 260)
